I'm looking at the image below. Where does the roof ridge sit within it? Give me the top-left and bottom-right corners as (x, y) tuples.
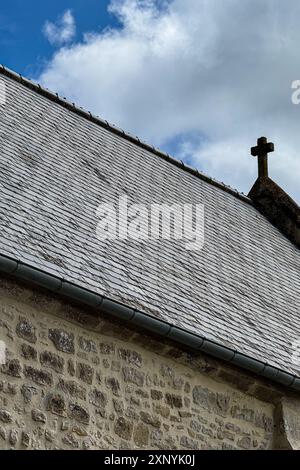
(0, 64), (251, 204)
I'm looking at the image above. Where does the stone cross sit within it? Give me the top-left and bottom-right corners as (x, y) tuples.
(251, 136), (274, 178)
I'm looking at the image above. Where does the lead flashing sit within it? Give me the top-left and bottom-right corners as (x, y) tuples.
(100, 298), (135, 321)
(133, 311), (171, 336)
(0, 256), (17, 273)
(167, 327), (204, 349)
(201, 340), (235, 361)
(231, 353), (265, 374)
(60, 282), (103, 308)
(17, 264), (62, 291)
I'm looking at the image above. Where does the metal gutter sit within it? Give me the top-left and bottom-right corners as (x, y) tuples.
(0, 253), (299, 392)
(0, 64), (251, 205)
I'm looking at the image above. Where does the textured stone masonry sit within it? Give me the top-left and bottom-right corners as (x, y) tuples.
(0, 277), (298, 449)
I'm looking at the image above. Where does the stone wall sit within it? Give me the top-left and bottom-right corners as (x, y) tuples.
(0, 276), (296, 450)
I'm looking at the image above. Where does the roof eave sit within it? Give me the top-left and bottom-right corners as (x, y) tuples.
(0, 252), (299, 393)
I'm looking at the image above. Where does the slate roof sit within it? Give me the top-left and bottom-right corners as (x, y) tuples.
(0, 66), (299, 377)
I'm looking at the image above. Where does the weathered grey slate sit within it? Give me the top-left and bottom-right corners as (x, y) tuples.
(0, 70), (299, 376)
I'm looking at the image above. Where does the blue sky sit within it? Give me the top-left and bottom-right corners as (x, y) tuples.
(1, 0), (300, 202)
(0, 0), (115, 76)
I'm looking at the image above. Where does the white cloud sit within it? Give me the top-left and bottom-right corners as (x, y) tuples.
(43, 10), (76, 46)
(37, 0), (300, 202)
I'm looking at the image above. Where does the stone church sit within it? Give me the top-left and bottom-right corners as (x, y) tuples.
(0, 65), (299, 450)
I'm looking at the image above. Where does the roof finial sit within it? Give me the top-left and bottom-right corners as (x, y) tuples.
(251, 137), (274, 178)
